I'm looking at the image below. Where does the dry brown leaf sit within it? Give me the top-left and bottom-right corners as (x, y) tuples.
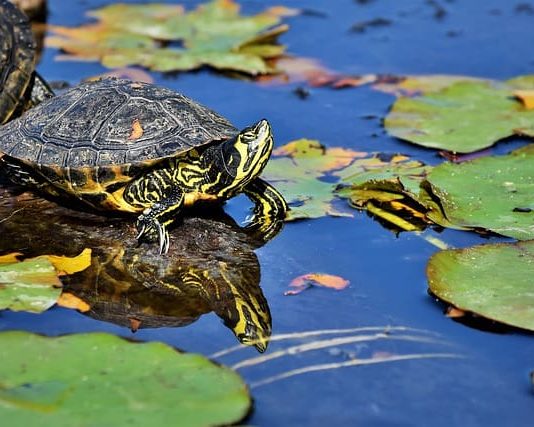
(446, 306), (466, 318)
(285, 273), (350, 295)
(57, 292), (91, 312)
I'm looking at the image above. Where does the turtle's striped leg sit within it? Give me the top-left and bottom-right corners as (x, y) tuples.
(127, 184), (185, 255)
(242, 178), (288, 242)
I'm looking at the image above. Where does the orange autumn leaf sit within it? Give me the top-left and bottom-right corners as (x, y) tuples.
(514, 90), (534, 110)
(129, 317), (142, 332)
(446, 306), (466, 318)
(129, 118), (144, 140)
(285, 273), (350, 295)
(57, 292), (91, 312)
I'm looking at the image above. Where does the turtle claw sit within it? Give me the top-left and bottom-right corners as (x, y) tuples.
(136, 214), (170, 255)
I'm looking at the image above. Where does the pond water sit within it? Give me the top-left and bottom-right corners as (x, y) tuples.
(2, 0), (534, 425)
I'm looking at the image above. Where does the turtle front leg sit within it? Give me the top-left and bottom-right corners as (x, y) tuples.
(134, 187), (184, 254)
(242, 178), (288, 242)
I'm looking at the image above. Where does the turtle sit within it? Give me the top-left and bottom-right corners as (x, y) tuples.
(0, 0), (54, 124)
(0, 78), (287, 253)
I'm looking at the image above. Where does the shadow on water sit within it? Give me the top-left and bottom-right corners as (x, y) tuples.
(0, 186), (272, 352)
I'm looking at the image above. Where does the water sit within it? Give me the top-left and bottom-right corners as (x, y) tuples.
(2, 0), (534, 425)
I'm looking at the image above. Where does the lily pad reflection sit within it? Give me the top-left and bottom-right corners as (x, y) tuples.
(0, 189), (272, 352)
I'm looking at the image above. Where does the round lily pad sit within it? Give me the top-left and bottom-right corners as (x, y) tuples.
(427, 240), (534, 331)
(385, 80), (534, 153)
(0, 332), (250, 426)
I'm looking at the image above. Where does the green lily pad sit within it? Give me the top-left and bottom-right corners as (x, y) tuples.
(385, 79), (534, 153)
(0, 257), (61, 313)
(263, 139), (358, 220)
(47, 0), (290, 75)
(0, 332), (250, 426)
(425, 144), (534, 239)
(427, 240), (534, 331)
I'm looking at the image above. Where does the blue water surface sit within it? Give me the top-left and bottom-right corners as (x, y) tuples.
(2, 0), (534, 425)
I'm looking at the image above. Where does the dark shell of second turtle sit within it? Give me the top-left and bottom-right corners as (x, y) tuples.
(0, 78), (239, 169)
(0, 0), (36, 124)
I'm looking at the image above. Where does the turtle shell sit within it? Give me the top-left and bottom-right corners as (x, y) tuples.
(0, 78), (239, 169)
(0, 0), (36, 124)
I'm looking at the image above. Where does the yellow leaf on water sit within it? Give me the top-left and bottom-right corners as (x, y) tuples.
(57, 292), (91, 312)
(46, 248), (92, 276)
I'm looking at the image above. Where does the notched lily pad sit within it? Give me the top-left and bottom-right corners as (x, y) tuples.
(384, 76), (534, 153)
(425, 144), (534, 240)
(427, 240), (534, 331)
(0, 331), (251, 426)
(47, 0), (292, 75)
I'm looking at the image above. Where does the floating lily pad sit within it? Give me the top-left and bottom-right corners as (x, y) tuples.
(263, 139), (359, 220)
(0, 332), (250, 426)
(47, 0), (290, 75)
(0, 257), (61, 313)
(425, 144), (534, 239)
(385, 79), (534, 153)
(427, 240), (534, 331)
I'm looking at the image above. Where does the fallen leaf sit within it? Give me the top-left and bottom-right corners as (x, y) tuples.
(513, 90), (534, 109)
(445, 306), (466, 318)
(46, 248), (92, 275)
(46, 0), (291, 75)
(285, 273), (349, 295)
(56, 292), (90, 312)
(129, 317), (142, 332)
(0, 253), (23, 264)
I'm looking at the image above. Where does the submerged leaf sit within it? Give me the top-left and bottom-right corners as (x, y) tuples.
(427, 240), (534, 331)
(0, 332), (251, 426)
(385, 79), (534, 153)
(47, 0), (290, 75)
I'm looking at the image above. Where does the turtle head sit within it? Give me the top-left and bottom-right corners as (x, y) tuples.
(217, 119), (273, 192)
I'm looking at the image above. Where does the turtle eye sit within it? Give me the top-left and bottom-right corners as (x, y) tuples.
(241, 131), (256, 143)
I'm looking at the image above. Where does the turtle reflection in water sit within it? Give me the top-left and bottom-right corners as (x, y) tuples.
(0, 190), (272, 352)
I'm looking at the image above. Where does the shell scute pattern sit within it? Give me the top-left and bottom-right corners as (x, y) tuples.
(0, 79), (239, 171)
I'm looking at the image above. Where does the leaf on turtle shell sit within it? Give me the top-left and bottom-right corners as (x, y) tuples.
(384, 76), (534, 153)
(46, 0), (292, 75)
(0, 331), (251, 427)
(0, 257), (62, 313)
(424, 144), (534, 239)
(427, 240), (534, 331)
(513, 89), (534, 110)
(285, 273), (349, 295)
